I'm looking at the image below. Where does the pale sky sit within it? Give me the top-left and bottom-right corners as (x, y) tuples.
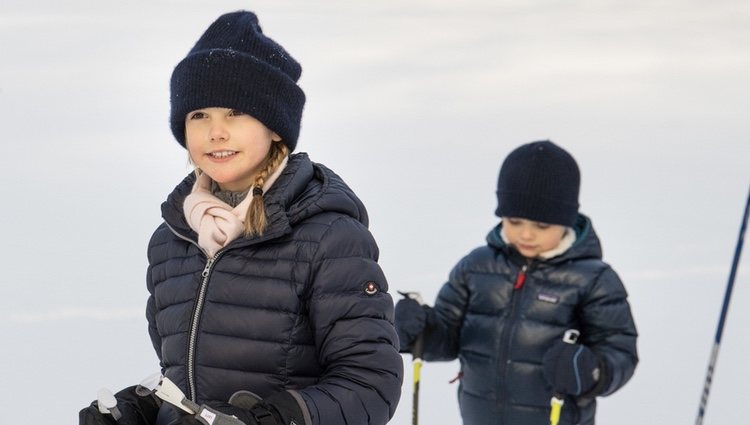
(1, 1), (748, 423)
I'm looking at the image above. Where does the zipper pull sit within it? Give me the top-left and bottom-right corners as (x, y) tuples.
(514, 265), (528, 290)
(201, 258), (214, 278)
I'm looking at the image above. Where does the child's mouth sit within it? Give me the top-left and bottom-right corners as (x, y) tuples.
(208, 151), (238, 159)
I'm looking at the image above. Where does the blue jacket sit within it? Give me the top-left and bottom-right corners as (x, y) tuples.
(145, 153), (403, 425)
(421, 215), (638, 425)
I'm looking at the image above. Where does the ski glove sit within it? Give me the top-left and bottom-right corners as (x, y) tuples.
(542, 341), (602, 397)
(168, 391), (306, 425)
(79, 385), (160, 425)
(394, 297), (428, 352)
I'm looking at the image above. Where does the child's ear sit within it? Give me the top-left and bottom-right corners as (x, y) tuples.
(272, 133), (282, 142)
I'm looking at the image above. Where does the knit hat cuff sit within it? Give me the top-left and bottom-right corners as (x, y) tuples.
(495, 190), (579, 227)
(170, 49), (305, 151)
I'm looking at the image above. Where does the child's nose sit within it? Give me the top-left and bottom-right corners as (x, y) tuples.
(520, 227), (534, 240)
(209, 122), (229, 142)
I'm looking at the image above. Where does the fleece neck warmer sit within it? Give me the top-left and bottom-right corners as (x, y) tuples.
(183, 156), (288, 257)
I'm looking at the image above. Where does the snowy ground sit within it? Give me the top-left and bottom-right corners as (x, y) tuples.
(1, 1), (748, 423)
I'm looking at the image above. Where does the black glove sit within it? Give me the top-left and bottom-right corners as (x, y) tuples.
(394, 298), (428, 352)
(168, 391), (305, 425)
(79, 385), (160, 425)
(542, 341), (601, 397)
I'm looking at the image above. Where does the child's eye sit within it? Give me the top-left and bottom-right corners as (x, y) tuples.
(188, 111), (207, 120)
(228, 109), (246, 116)
(535, 222), (551, 230)
(505, 218), (521, 226)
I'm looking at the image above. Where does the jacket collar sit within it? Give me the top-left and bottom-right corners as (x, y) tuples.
(486, 213), (603, 264)
(160, 153), (368, 251)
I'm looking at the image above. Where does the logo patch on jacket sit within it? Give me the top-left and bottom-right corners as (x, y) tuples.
(363, 281), (379, 295)
(537, 292), (559, 304)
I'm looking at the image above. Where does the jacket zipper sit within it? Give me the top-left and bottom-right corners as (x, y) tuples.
(513, 264), (527, 289)
(164, 221), (288, 401)
(164, 223), (217, 402)
(187, 255), (216, 401)
(497, 263), (529, 422)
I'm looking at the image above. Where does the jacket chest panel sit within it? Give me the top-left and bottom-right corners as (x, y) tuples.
(463, 269), (583, 324)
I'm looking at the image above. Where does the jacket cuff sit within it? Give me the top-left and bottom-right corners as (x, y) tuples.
(264, 390), (312, 425)
(579, 354), (612, 401)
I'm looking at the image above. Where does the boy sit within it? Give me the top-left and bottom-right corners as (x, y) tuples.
(396, 140), (638, 425)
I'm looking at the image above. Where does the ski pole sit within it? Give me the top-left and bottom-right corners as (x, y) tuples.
(695, 185), (750, 425)
(549, 329), (580, 425)
(138, 372), (246, 425)
(137, 372), (199, 414)
(399, 291), (426, 425)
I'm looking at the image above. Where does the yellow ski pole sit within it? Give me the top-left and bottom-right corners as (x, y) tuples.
(549, 329), (580, 425)
(399, 291), (426, 425)
(411, 331), (425, 425)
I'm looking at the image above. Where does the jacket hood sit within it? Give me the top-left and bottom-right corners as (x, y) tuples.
(486, 213), (603, 263)
(161, 153), (368, 243)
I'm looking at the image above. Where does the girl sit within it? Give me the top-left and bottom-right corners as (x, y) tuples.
(395, 141), (638, 425)
(80, 10), (402, 425)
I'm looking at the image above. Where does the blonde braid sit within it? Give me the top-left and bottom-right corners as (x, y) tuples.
(244, 143), (289, 236)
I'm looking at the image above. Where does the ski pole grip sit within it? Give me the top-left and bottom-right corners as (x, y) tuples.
(412, 331), (425, 359)
(398, 291), (426, 358)
(97, 388), (122, 421)
(549, 329), (580, 425)
(398, 291), (424, 306)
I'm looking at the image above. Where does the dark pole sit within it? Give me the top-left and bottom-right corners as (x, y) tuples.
(411, 333), (425, 425)
(695, 185), (750, 425)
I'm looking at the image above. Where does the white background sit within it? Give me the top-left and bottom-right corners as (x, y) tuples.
(1, 1), (748, 424)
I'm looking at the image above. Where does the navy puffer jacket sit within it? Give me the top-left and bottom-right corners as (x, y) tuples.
(420, 215), (637, 425)
(145, 153), (403, 425)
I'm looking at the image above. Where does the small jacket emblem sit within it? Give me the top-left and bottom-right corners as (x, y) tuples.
(364, 281), (379, 295)
(537, 292), (559, 304)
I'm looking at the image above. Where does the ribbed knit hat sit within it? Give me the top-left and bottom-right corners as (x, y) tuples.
(495, 140), (580, 226)
(170, 11), (306, 152)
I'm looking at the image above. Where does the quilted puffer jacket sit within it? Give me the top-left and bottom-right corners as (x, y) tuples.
(145, 153), (403, 425)
(420, 215), (638, 425)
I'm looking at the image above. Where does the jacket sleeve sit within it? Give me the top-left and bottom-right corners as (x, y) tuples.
(421, 256), (471, 362)
(579, 266), (639, 397)
(145, 226), (165, 368)
(296, 216), (403, 425)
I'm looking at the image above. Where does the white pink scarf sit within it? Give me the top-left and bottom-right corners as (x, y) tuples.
(183, 157), (288, 257)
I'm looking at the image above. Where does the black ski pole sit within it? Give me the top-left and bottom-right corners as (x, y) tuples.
(695, 184), (750, 425)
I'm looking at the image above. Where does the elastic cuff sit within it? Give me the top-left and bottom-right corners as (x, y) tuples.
(286, 390), (313, 425)
(263, 390), (311, 425)
(579, 355), (611, 400)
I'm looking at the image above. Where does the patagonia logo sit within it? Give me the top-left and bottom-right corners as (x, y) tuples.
(537, 292), (560, 304)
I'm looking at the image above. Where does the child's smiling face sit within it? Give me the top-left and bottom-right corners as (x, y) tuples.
(185, 107), (281, 192)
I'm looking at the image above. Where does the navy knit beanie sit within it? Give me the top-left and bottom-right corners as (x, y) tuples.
(170, 11), (306, 152)
(495, 140), (580, 226)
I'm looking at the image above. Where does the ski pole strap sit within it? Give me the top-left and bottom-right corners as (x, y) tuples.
(250, 404), (280, 425)
(194, 405), (246, 425)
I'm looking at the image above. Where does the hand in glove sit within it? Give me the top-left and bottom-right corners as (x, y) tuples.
(79, 385), (160, 425)
(394, 297), (428, 352)
(542, 341), (602, 397)
(168, 391), (306, 425)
